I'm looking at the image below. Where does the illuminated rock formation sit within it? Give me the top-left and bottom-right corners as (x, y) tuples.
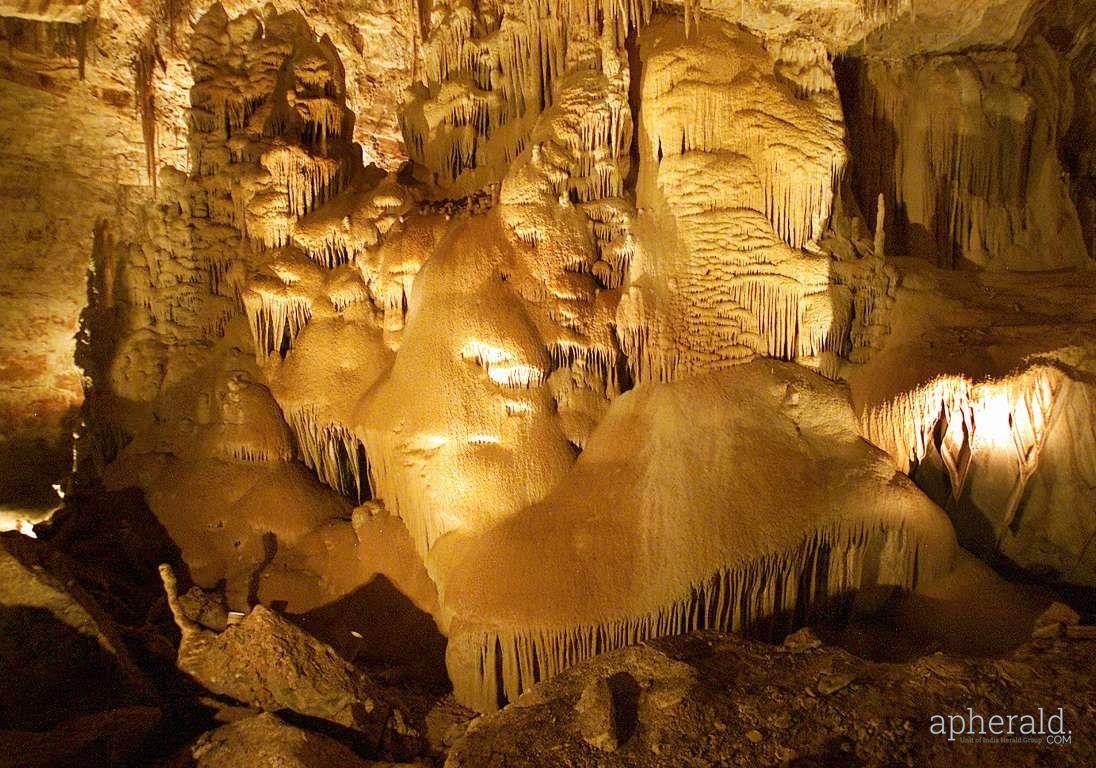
(849, 260), (1096, 584)
(619, 18), (849, 382)
(840, 47), (1087, 269)
(437, 360), (956, 710)
(1, 1), (1093, 754)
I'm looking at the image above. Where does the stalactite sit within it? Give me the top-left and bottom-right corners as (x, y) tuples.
(837, 51), (1084, 269)
(262, 148), (347, 219)
(286, 408), (373, 501)
(856, 0), (912, 24)
(620, 18), (851, 383)
(683, 0), (698, 40)
(75, 19), (88, 79)
(619, 268), (853, 386)
(860, 367), (1063, 486)
(548, 342), (620, 397)
(221, 442), (294, 464)
(135, 33), (164, 195)
(243, 290), (313, 360)
(451, 518), (938, 711)
(160, 0), (191, 53)
(585, 203), (634, 289)
(0, 17), (92, 77)
(403, 0), (651, 191)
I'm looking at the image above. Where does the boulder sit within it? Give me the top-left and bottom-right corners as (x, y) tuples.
(161, 565), (425, 760)
(177, 712), (425, 768)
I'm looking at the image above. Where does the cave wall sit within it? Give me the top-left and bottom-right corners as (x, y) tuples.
(4, 2), (1086, 512)
(0, 0), (414, 509)
(838, 37), (1089, 270)
(0, 17), (148, 508)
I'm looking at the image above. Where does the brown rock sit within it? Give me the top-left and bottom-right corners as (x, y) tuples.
(575, 678), (619, 752)
(179, 712), (419, 768)
(783, 626), (822, 652)
(1035, 602), (1081, 629)
(817, 672), (856, 695)
(1065, 624), (1096, 640)
(0, 706), (160, 768)
(445, 630), (1096, 767)
(1032, 622), (1063, 639)
(179, 585), (230, 632)
(0, 533), (153, 731)
(160, 564), (424, 760)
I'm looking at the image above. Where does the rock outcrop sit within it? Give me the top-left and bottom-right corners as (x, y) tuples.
(160, 564), (427, 761)
(446, 628), (1096, 767)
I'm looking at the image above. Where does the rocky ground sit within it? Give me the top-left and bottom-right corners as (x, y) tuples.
(447, 627), (1095, 767)
(1, 490), (1093, 767)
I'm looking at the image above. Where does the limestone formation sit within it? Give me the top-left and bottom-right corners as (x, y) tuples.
(0, 0), (1094, 764)
(176, 712), (419, 768)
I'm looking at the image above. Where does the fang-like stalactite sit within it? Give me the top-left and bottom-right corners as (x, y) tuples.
(286, 407), (373, 502)
(135, 33), (163, 194)
(244, 290), (313, 360)
(450, 519), (939, 711)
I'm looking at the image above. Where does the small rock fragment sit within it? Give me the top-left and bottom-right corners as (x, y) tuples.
(1065, 624), (1096, 640)
(180, 585), (229, 632)
(1032, 622), (1062, 639)
(1034, 602), (1080, 629)
(183, 713), (377, 768)
(425, 697), (475, 754)
(783, 627), (822, 651)
(818, 672), (855, 695)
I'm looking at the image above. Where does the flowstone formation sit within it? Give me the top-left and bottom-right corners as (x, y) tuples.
(619, 18), (851, 380)
(436, 360), (956, 710)
(2, 2), (1094, 759)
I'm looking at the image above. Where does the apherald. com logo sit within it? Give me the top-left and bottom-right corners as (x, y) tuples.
(931, 708), (1072, 745)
